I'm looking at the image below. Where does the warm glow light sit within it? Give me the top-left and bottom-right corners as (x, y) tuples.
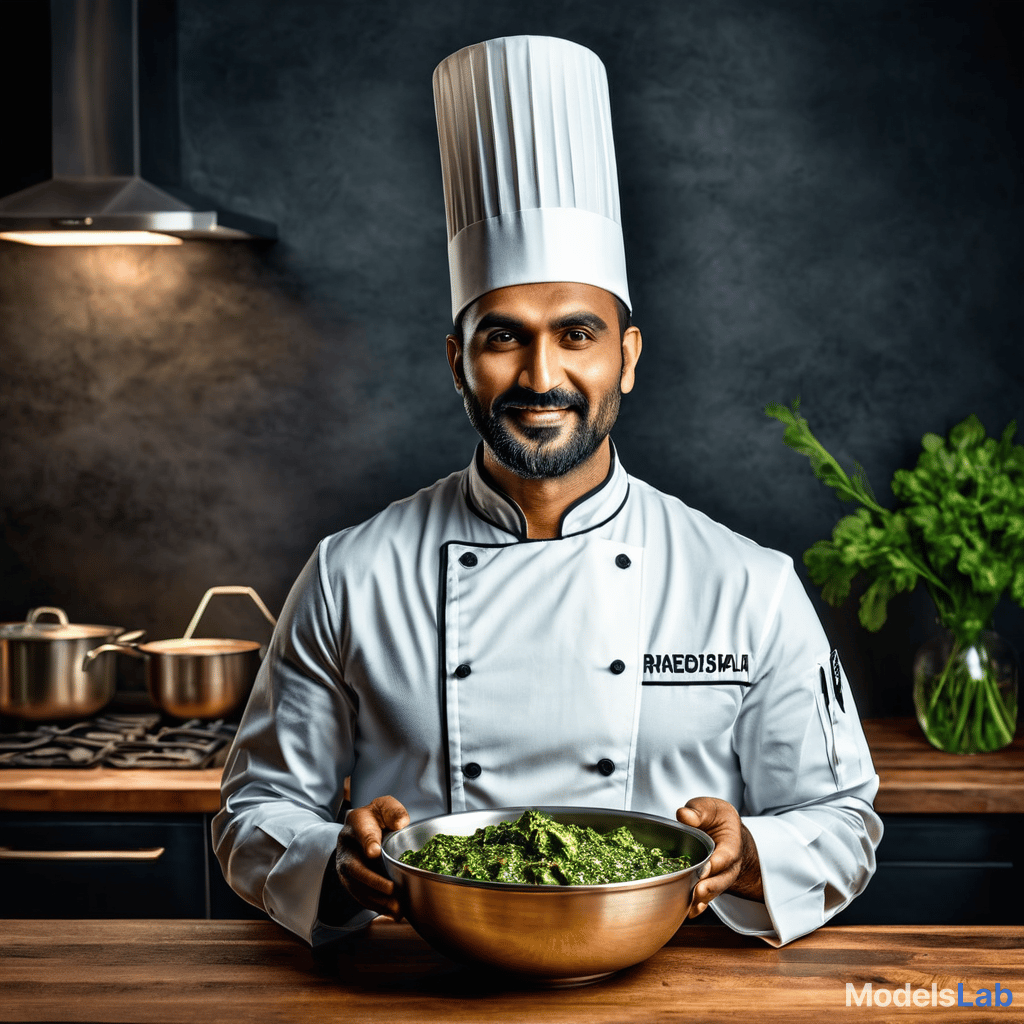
(0, 231), (183, 246)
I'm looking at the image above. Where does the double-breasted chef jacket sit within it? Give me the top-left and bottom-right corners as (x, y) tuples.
(214, 444), (882, 947)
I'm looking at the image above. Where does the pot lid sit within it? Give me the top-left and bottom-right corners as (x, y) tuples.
(0, 607), (123, 641)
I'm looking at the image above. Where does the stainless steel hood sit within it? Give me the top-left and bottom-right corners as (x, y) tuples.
(0, 0), (276, 245)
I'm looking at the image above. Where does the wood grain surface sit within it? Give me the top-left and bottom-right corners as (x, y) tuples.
(1, 918), (1021, 1023)
(0, 766), (222, 812)
(863, 718), (1024, 814)
(1, 719), (1020, 814)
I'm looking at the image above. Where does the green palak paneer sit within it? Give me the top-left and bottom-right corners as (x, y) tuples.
(399, 809), (691, 885)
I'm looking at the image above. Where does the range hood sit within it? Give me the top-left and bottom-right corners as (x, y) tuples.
(0, 0), (276, 245)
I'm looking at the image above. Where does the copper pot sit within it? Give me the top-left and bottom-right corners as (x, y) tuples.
(83, 587), (276, 720)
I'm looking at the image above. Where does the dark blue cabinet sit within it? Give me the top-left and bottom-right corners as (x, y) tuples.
(0, 812), (265, 920)
(832, 813), (1024, 926)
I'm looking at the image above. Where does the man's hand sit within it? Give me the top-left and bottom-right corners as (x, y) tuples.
(675, 796), (764, 918)
(334, 795), (410, 919)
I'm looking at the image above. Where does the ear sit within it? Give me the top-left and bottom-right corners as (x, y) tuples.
(619, 325), (642, 394)
(446, 334), (464, 392)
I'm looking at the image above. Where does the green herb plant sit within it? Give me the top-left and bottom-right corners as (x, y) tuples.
(766, 400), (1024, 753)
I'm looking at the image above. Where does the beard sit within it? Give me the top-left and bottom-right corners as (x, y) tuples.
(462, 381), (621, 480)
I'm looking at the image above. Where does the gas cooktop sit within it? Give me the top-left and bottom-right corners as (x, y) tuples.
(0, 714), (237, 769)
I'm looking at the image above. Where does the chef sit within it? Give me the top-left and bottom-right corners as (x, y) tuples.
(213, 35), (881, 949)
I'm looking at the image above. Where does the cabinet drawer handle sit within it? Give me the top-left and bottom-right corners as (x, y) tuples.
(0, 846), (166, 861)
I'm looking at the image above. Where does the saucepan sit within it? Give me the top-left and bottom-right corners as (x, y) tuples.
(0, 606), (142, 720)
(83, 586), (277, 720)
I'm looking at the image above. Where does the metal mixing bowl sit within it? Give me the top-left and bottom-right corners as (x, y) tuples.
(381, 805), (714, 986)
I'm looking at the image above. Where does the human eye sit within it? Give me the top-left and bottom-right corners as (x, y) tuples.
(563, 328), (592, 346)
(486, 330), (518, 346)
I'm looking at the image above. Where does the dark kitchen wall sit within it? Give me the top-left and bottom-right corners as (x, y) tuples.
(1, 0), (1021, 716)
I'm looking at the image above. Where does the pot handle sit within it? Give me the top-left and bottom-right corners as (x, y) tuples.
(27, 606), (70, 626)
(82, 641), (148, 672)
(182, 586), (277, 640)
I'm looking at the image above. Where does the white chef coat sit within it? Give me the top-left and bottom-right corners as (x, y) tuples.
(213, 445), (881, 947)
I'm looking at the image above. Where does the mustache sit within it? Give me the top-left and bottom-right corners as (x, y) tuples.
(491, 385), (587, 414)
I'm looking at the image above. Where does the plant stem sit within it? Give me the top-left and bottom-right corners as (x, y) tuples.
(949, 672), (976, 751)
(926, 637), (961, 717)
(982, 673), (1015, 746)
(920, 638), (1017, 753)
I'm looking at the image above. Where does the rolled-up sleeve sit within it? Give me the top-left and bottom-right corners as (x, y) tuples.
(212, 541), (374, 945)
(712, 562), (883, 946)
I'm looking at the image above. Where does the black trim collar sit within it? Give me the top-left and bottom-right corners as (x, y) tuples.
(463, 442), (630, 540)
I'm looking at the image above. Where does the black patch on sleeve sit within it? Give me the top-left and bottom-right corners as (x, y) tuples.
(830, 649), (846, 713)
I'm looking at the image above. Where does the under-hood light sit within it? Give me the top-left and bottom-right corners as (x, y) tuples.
(1, 230), (183, 246)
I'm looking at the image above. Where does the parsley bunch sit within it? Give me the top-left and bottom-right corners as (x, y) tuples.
(765, 400), (1024, 645)
(766, 401), (1023, 752)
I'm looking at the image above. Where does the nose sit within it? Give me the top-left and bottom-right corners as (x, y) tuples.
(517, 337), (562, 394)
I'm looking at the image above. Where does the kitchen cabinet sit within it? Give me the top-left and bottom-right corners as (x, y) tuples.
(0, 810), (265, 920)
(0, 812), (207, 918)
(831, 812), (1024, 925)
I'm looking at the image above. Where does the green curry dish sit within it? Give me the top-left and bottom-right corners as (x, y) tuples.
(399, 810), (692, 885)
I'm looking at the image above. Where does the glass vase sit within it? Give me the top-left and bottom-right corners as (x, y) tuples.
(913, 631), (1018, 754)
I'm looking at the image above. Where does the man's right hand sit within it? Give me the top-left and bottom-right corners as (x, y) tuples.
(334, 795), (411, 919)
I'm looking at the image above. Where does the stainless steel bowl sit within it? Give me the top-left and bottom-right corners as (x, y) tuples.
(381, 805), (714, 986)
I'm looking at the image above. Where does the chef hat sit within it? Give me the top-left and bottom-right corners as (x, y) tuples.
(433, 35), (631, 323)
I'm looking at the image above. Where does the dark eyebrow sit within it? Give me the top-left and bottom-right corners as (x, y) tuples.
(472, 310), (610, 335)
(473, 312), (528, 335)
(549, 311), (610, 333)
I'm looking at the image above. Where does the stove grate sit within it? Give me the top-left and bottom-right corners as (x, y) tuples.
(0, 714), (236, 769)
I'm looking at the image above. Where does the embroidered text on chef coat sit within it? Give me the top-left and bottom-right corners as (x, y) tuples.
(642, 651), (752, 684)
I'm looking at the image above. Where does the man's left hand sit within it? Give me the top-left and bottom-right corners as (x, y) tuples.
(675, 797), (764, 918)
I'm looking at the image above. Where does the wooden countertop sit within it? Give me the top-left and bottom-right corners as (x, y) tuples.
(2, 918), (1022, 1023)
(0, 765), (222, 813)
(1, 718), (1021, 814)
(864, 718), (1024, 814)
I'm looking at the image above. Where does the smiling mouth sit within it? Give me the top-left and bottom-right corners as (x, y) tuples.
(505, 406), (574, 423)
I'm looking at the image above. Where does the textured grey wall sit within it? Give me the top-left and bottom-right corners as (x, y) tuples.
(1, 0), (1021, 717)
